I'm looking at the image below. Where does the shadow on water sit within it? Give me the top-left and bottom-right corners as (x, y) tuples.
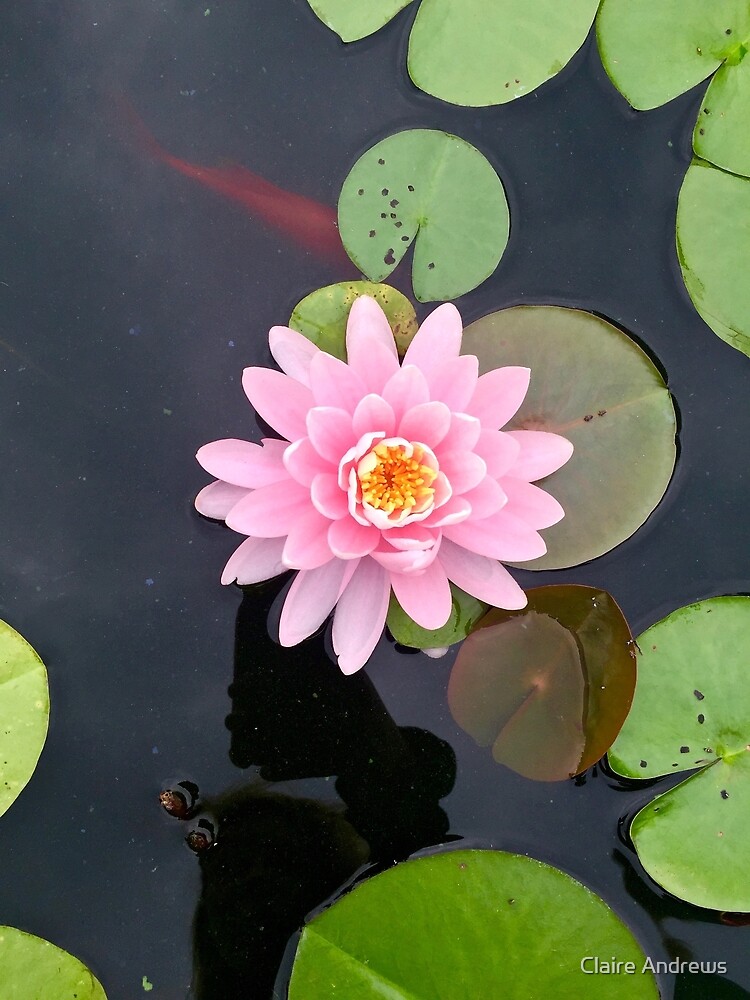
(167, 577), (456, 998)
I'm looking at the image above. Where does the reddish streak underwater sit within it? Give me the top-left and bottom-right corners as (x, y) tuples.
(118, 96), (348, 265)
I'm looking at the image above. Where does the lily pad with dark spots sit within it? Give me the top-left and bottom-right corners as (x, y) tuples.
(289, 281), (418, 360)
(338, 130), (509, 302)
(462, 306), (677, 570)
(609, 596), (750, 912)
(288, 849), (658, 999)
(448, 586), (636, 781)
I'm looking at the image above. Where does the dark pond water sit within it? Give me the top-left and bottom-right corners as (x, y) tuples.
(2, 2), (750, 998)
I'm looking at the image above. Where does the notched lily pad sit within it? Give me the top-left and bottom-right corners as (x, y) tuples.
(288, 849), (658, 999)
(0, 926), (107, 999)
(387, 584), (488, 651)
(677, 160), (750, 357)
(609, 596), (750, 911)
(289, 281), (418, 360)
(596, 0), (750, 112)
(448, 586), (636, 781)
(462, 306), (677, 570)
(305, 0), (414, 42)
(338, 130), (509, 302)
(0, 620), (49, 818)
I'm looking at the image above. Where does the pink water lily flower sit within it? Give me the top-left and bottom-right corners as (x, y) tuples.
(196, 297), (573, 674)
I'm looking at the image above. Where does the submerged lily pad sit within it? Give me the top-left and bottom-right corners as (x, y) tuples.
(0, 620), (49, 818)
(0, 926), (107, 999)
(596, 0), (750, 112)
(387, 585), (488, 651)
(305, 0), (414, 41)
(408, 0), (600, 107)
(462, 306), (677, 570)
(609, 596), (750, 912)
(288, 850), (658, 999)
(448, 586), (636, 781)
(677, 160), (750, 357)
(289, 282), (418, 360)
(338, 130), (509, 302)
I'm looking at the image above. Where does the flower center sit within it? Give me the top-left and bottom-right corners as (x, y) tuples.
(357, 442), (437, 515)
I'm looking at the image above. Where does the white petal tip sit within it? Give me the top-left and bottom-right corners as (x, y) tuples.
(423, 646), (450, 659)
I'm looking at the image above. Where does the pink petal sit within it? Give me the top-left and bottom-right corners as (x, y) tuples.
(402, 303), (462, 375)
(371, 542), (440, 575)
(354, 339), (400, 394)
(438, 538), (527, 609)
(309, 350), (367, 412)
(473, 429), (521, 478)
(462, 477), (507, 520)
(195, 480), (250, 520)
(332, 557), (391, 674)
(381, 365), (430, 422)
(225, 481), (310, 537)
(307, 407), (355, 464)
(500, 477), (566, 529)
(438, 451), (487, 494)
(268, 325), (318, 386)
(423, 496), (472, 528)
(444, 510), (547, 562)
(310, 473), (349, 519)
(391, 558), (452, 631)
(282, 508), (335, 570)
(328, 518), (380, 559)
(426, 355), (479, 412)
(398, 401), (451, 447)
(352, 394), (396, 440)
(220, 536), (287, 585)
(467, 367), (531, 429)
(438, 413), (481, 454)
(242, 368), (313, 442)
(284, 437), (332, 486)
(278, 559), (351, 646)
(506, 431), (574, 482)
(346, 296), (398, 361)
(383, 525), (438, 551)
(196, 438), (289, 489)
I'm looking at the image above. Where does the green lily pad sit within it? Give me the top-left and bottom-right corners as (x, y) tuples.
(338, 130), (509, 302)
(0, 926), (107, 999)
(408, 0), (600, 107)
(289, 282), (418, 361)
(462, 306), (677, 570)
(0, 620), (49, 818)
(596, 0), (750, 111)
(387, 584), (488, 650)
(694, 56), (750, 178)
(288, 850), (658, 999)
(677, 159), (750, 357)
(609, 596), (750, 912)
(448, 586), (636, 781)
(305, 0), (414, 41)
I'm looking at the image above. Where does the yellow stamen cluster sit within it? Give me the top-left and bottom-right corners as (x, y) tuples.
(358, 443), (437, 514)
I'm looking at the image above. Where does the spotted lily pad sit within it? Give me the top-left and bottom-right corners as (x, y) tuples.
(288, 850), (658, 999)
(677, 160), (750, 357)
(609, 596), (750, 912)
(462, 306), (677, 570)
(289, 282), (418, 360)
(338, 130), (509, 302)
(408, 0), (600, 107)
(305, 0), (414, 41)
(448, 587), (636, 781)
(0, 926), (107, 999)
(387, 585), (488, 651)
(694, 54), (750, 178)
(0, 620), (49, 818)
